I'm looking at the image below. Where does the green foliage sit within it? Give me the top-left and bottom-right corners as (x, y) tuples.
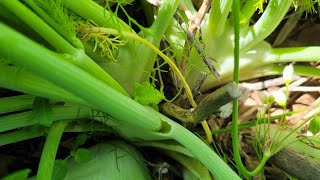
(2, 169), (31, 180)
(34, 0), (76, 37)
(309, 117), (320, 134)
(73, 148), (93, 163)
(2, 0), (320, 179)
(251, 0), (320, 14)
(133, 81), (165, 106)
(293, 0), (320, 14)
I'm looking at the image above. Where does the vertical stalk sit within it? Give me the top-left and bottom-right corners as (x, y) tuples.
(149, 0), (180, 44)
(37, 120), (67, 180)
(232, 0), (271, 177)
(206, 0), (233, 39)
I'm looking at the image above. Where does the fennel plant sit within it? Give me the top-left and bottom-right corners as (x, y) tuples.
(0, 0), (319, 179)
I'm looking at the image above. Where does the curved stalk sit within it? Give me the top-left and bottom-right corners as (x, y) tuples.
(171, 118), (241, 180)
(80, 26), (214, 142)
(240, 0), (261, 26)
(206, 0), (233, 39)
(1, 0), (129, 97)
(232, 0), (270, 177)
(240, 0), (293, 52)
(80, 27), (197, 108)
(0, 23), (162, 131)
(36, 120), (67, 180)
(149, 0), (180, 44)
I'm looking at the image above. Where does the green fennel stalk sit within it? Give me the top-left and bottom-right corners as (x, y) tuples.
(63, 0), (180, 95)
(36, 120), (67, 180)
(0, 22), (240, 179)
(0, 23), (161, 131)
(0, 0), (129, 97)
(232, 0), (270, 177)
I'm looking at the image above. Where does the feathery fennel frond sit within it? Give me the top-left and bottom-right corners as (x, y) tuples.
(32, 0), (79, 46)
(103, 0), (147, 34)
(77, 21), (127, 61)
(293, 0), (319, 14)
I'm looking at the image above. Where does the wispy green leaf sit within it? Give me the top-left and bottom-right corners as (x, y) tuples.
(293, 0), (319, 14)
(34, 0), (76, 40)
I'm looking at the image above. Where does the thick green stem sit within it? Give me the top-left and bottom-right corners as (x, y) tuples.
(268, 46), (320, 63)
(0, 127), (45, 146)
(23, 0), (83, 49)
(206, 0), (233, 39)
(0, 106), (90, 133)
(0, 64), (89, 107)
(36, 120), (67, 180)
(0, 95), (35, 114)
(240, 0), (261, 26)
(66, 0), (179, 95)
(171, 119), (241, 180)
(1, 0), (129, 96)
(232, 0), (270, 176)
(240, 0), (293, 52)
(149, 0), (179, 44)
(0, 23), (161, 131)
(63, 0), (130, 31)
(0, 122), (112, 146)
(80, 26), (197, 107)
(1, 0), (76, 54)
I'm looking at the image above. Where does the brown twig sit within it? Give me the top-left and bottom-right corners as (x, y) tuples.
(188, 0), (212, 35)
(160, 82), (240, 123)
